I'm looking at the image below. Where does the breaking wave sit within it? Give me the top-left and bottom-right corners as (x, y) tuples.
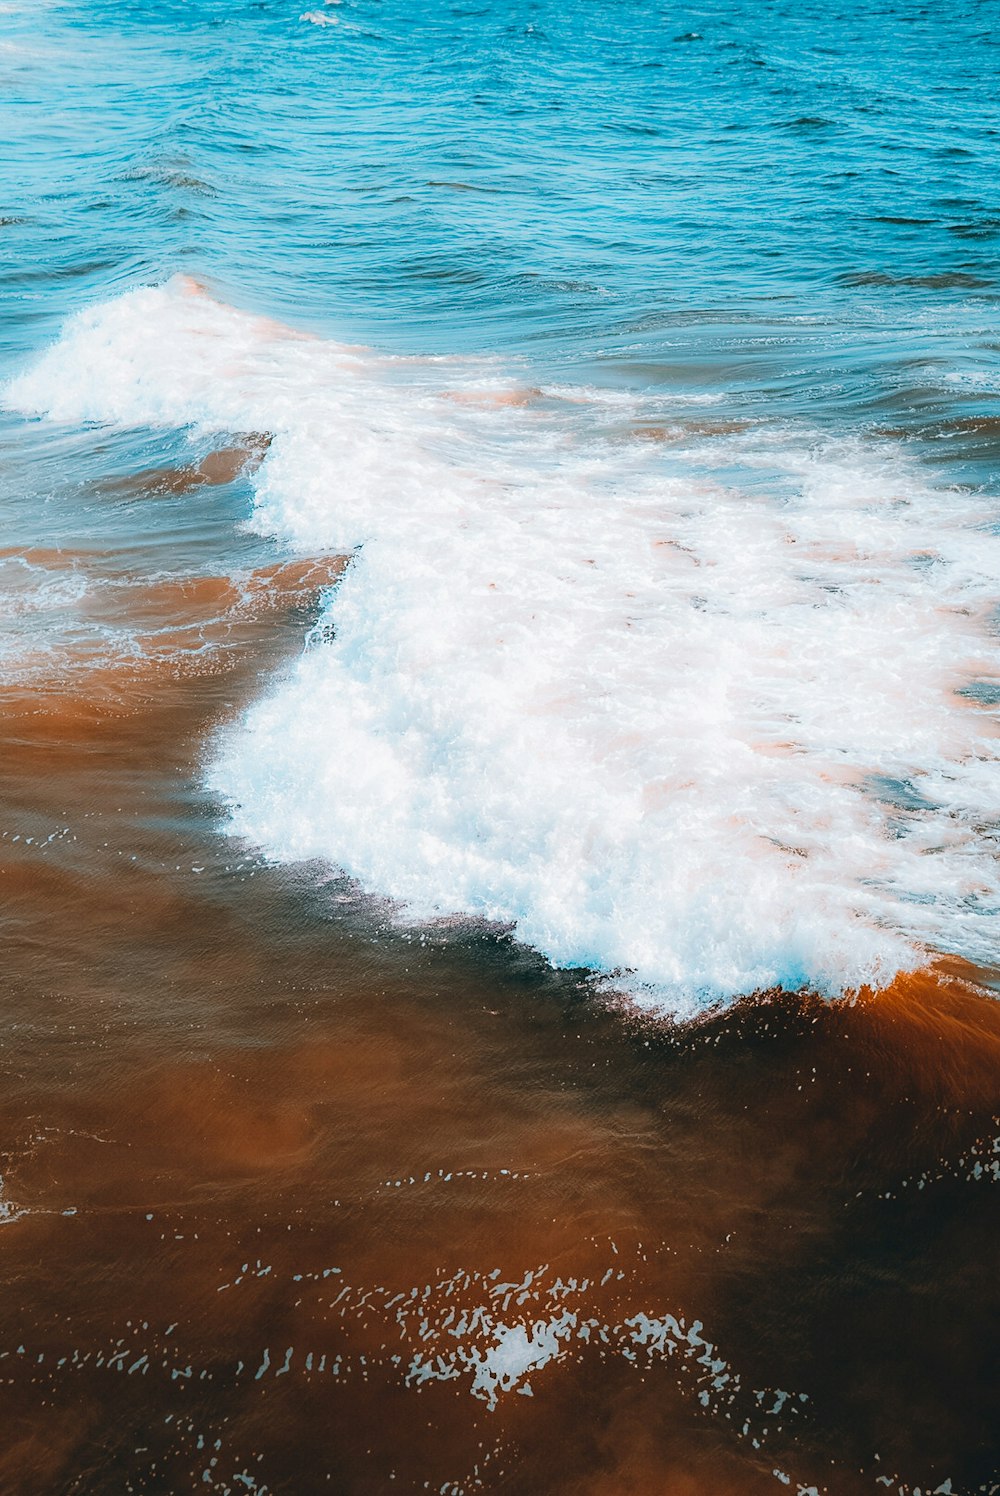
(7, 277), (1000, 1015)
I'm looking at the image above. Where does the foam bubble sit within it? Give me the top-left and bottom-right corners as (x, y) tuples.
(8, 279), (1000, 1014)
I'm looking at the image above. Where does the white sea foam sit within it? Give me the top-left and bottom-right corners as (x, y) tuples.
(7, 278), (1000, 1014)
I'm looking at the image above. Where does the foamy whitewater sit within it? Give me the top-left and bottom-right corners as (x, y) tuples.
(8, 279), (1000, 1014)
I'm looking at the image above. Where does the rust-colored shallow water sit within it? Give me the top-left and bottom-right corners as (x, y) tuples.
(0, 462), (996, 1495)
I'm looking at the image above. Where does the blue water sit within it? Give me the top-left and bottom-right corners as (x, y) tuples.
(4, 0), (1000, 411)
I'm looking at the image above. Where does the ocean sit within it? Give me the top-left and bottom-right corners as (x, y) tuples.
(0, 0), (998, 1490)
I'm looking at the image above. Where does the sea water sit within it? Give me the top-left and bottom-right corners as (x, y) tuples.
(0, 0), (998, 1492)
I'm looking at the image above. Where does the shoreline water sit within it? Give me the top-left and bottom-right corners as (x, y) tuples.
(0, 386), (997, 1490)
(2, 0), (999, 1487)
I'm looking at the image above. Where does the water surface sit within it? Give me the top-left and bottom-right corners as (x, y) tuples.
(1, 0), (998, 1491)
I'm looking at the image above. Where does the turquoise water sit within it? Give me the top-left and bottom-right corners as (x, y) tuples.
(4, 0), (1000, 383)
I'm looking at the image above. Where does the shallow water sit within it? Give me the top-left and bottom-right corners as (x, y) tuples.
(1, 0), (998, 1491)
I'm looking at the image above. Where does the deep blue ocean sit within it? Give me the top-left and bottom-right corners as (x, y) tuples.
(4, 0), (1000, 393)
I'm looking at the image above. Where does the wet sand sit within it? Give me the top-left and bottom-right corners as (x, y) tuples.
(0, 461), (998, 1495)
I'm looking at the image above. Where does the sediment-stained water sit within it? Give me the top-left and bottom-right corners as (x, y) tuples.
(1, 0), (998, 1491)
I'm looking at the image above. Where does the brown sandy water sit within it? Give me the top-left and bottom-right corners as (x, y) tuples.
(0, 457), (998, 1496)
